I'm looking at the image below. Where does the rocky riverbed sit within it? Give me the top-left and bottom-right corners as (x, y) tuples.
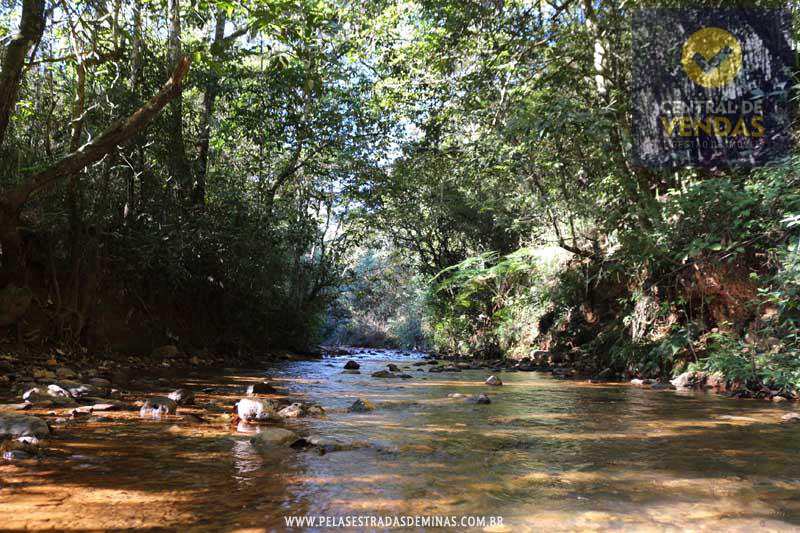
(2, 348), (800, 530)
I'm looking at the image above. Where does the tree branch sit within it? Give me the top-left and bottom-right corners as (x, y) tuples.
(5, 56), (191, 210)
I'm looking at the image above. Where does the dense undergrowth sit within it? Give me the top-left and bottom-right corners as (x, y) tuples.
(423, 159), (800, 394)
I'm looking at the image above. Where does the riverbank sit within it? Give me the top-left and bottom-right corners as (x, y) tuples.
(3, 349), (800, 530)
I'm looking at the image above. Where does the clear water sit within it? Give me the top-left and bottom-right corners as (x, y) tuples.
(2, 350), (800, 531)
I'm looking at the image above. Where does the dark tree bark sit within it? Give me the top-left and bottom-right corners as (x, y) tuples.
(167, 0), (192, 199)
(194, 8), (227, 206)
(0, 0), (46, 148)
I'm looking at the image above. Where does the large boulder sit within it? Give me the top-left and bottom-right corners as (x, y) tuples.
(343, 360), (360, 370)
(249, 427), (298, 447)
(139, 396), (177, 417)
(0, 414), (49, 439)
(236, 398), (281, 422)
(168, 389), (195, 406)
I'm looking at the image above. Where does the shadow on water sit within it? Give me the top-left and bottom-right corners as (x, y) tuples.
(3, 349), (800, 530)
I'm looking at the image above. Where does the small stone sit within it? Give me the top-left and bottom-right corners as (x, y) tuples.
(56, 367), (77, 379)
(168, 389), (195, 405)
(88, 378), (111, 389)
(32, 368), (56, 380)
(485, 375), (502, 386)
(387, 363), (400, 372)
(46, 357), (57, 367)
(343, 360), (360, 370)
(246, 382), (277, 395)
(277, 402), (325, 419)
(249, 427), (298, 447)
(3, 450), (32, 460)
(348, 399), (374, 412)
(151, 345), (180, 359)
(139, 396), (177, 417)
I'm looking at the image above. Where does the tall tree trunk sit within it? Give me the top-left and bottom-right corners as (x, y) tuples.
(0, 0), (45, 283)
(167, 0), (191, 199)
(0, 0), (45, 149)
(194, 8), (227, 206)
(127, 0), (143, 216)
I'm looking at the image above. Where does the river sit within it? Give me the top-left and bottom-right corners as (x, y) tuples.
(2, 349), (800, 531)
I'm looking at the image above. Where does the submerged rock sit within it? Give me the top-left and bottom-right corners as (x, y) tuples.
(650, 382), (676, 390)
(341, 369), (361, 375)
(387, 363), (400, 372)
(781, 412), (800, 423)
(246, 382), (278, 395)
(371, 370), (394, 378)
(0, 414), (50, 439)
(249, 427), (298, 447)
(485, 375), (502, 386)
(139, 397), (177, 417)
(343, 360), (360, 370)
(348, 399), (375, 412)
(168, 389), (195, 405)
(465, 393), (491, 405)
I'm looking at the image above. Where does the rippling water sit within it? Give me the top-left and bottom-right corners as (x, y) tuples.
(2, 350), (800, 531)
